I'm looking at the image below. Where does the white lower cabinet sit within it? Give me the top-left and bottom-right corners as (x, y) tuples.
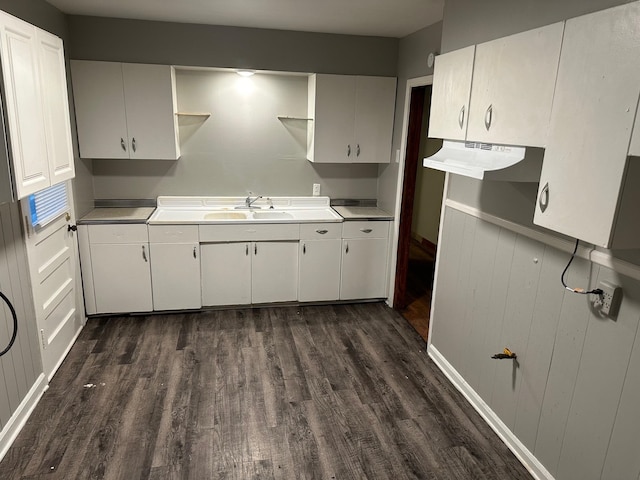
(149, 225), (200, 311)
(298, 223), (342, 302)
(201, 240), (298, 306)
(201, 242), (251, 306)
(82, 224), (153, 314)
(340, 221), (390, 300)
(252, 241), (298, 304)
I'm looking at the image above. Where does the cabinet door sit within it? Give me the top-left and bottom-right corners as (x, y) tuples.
(0, 12), (49, 198)
(534, 3), (640, 247)
(201, 243), (251, 306)
(299, 239), (341, 302)
(91, 243), (153, 313)
(428, 46), (475, 141)
(309, 74), (356, 163)
(36, 29), (75, 185)
(150, 243), (201, 311)
(353, 76), (396, 163)
(122, 64), (180, 160)
(252, 241), (298, 304)
(71, 60), (129, 159)
(340, 238), (388, 300)
(466, 22), (564, 147)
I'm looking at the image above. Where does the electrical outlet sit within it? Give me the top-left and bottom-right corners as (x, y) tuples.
(312, 183), (321, 196)
(596, 281), (622, 317)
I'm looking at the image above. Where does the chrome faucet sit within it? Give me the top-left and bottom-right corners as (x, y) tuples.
(245, 194), (262, 208)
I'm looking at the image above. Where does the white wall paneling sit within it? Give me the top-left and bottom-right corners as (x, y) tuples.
(429, 203), (640, 480)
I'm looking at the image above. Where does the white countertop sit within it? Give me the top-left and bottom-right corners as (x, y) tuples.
(147, 196), (343, 225)
(79, 207), (155, 224)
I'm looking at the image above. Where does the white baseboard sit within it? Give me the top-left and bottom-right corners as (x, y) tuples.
(0, 373), (48, 462)
(428, 345), (554, 480)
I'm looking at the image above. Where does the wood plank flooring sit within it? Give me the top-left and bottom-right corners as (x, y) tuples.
(0, 303), (532, 479)
(400, 239), (435, 341)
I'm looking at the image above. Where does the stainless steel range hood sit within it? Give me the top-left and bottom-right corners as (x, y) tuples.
(423, 140), (543, 182)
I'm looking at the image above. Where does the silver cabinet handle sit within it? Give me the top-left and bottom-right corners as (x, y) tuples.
(303, 243), (306, 254)
(484, 104), (493, 131)
(356, 144), (360, 157)
(315, 229), (328, 235)
(360, 228), (373, 234)
(345, 243), (349, 254)
(458, 105), (465, 129)
(539, 182), (549, 213)
(121, 138), (126, 151)
(142, 245), (147, 262)
(245, 244), (249, 256)
(193, 246), (197, 259)
(131, 137), (137, 152)
(254, 244), (257, 255)
(347, 144), (351, 157)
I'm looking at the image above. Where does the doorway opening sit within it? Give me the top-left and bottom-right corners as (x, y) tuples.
(393, 82), (444, 342)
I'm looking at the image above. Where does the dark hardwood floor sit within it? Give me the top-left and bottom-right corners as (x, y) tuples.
(400, 239), (435, 341)
(0, 303), (532, 479)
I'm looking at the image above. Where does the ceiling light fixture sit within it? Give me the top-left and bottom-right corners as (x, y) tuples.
(236, 69), (255, 77)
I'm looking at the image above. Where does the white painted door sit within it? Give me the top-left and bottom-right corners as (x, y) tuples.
(150, 243), (201, 311)
(340, 238), (388, 300)
(353, 76), (396, 163)
(533, 3), (640, 247)
(466, 22), (564, 147)
(0, 12), (49, 198)
(122, 63), (180, 160)
(428, 46), (475, 141)
(298, 239), (341, 302)
(36, 29), (75, 185)
(21, 186), (83, 380)
(70, 60), (129, 159)
(252, 241), (298, 303)
(201, 242), (251, 306)
(91, 243), (153, 313)
(310, 74), (356, 163)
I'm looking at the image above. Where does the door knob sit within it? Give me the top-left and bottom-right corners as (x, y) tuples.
(67, 224), (77, 232)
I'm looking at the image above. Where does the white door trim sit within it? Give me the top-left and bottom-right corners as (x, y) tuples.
(387, 75), (433, 307)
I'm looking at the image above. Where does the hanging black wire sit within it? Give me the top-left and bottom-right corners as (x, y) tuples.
(0, 291), (18, 357)
(561, 239), (603, 295)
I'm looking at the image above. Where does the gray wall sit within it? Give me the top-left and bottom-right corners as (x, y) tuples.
(377, 22), (442, 214)
(93, 69), (378, 199)
(67, 15), (399, 202)
(66, 15), (398, 76)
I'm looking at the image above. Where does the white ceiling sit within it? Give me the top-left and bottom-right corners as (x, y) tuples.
(45, 0), (444, 38)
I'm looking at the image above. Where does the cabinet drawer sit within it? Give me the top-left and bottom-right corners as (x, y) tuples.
(199, 223), (300, 242)
(88, 224), (148, 244)
(148, 225), (199, 243)
(342, 221), (389, 239)
(299, 223), (342, 240)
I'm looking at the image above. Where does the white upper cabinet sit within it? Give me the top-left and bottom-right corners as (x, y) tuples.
(429, 22), (563, 148)
(467, 22), (564, 146)
(36, 29), (75, 185)
(71, 60), (180, 160)
(0, 12), (50, 198)
(308, 74), (396, 163)
(534, 2), (640, 248)
(428, 46), (475, 141)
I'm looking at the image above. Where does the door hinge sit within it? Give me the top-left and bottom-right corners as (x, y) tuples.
(40, 329), (46, 349)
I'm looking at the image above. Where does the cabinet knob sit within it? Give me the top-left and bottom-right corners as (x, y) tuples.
(360, 228), (373, 234)
(303, 243), (306, 254)
(484, 104), (493, 131)
(539, 182), (550, 212)
(356, 144), (361, 157)
(246, 244), (249, 256)
(254, 244), (257, 255)
(193, 246), (197, 259)
(142, 245), (148, 262)
(120, 138), (127, 151)
(315, 229), (328, 235)
(132, 137), (137, 153)
(347, 144), (351, 157)
(458, 105), (465, 129)
(345, 243), (349, 254)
